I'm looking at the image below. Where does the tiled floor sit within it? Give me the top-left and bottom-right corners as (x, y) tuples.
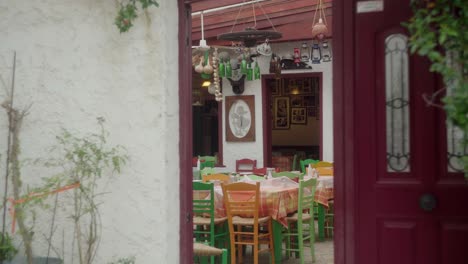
(241, 239), (334, 264)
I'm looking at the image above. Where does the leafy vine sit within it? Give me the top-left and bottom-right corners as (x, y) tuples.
(405, 0), (468, 177)
(115, 0), (159, 33)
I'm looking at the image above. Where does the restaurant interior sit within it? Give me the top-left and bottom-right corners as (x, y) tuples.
(190, 0), (335, 263)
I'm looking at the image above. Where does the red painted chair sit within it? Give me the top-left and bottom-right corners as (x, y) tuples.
(252, 167), (267, 175)
(235, 159), (257, 173)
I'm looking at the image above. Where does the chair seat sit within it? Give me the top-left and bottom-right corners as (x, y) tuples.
(286, 212), (312, 222)
(193, 243), (224, 257)
(232, 215), (271, 225)
(193, 216), (228, 225)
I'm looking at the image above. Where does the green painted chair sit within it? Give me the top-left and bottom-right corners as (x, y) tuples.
(272, 171), (303, 180)
(193, 182), (229, 263)
(200, 167), (216, 177)
(199, 156), (217, 169)
(300, 159), (319, 174)
(193, 243), (228, 264)
(282, 178), (318, 263)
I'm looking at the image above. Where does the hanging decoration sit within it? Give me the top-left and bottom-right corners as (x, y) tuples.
(311, 0), (329, 40)
(212, 48), (223, 101)
(218, 0), (282, 47)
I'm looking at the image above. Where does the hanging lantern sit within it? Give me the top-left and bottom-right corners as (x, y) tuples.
(311, 0), (329, 40)
(311, 43), (322, 64)
(300, 42), (310, 62)
(321, 41), (332, 62)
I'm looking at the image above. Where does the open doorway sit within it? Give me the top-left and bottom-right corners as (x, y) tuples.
(263, 73), (323, 171)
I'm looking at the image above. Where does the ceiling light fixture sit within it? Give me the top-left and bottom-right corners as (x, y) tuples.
(202, 81), (211, 87)
(218, 0), (282, 47)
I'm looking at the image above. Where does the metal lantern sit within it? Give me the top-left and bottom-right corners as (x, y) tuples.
(311, 43), (322, 64)
(300, 42), (310, 62)
(321, 41), (332, 62)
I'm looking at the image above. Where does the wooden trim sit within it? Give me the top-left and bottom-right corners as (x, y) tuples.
(178, 1), (193, 263)
(333, 0), (355, 263)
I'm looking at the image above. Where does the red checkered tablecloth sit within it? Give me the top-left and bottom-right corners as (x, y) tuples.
(314, 187), (334, 208)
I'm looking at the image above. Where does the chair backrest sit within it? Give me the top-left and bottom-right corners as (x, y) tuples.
(235, 158), (257, 173)
(193, 181), (215, 220)
(202, 173), (230, 183)
(252, 167), (267, 175)
(300, 159), (320, 173)
(313, 161), (334, 168)
(272, 171), (302, 180)
(221, 182), (260, 221)
(298, 178), (318, 217)
(316, 167), (334, 176)
(200, 167), (217, 177)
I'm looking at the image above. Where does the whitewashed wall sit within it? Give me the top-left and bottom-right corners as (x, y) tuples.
(222, 40), (334, 171)
(0, 1), (179, 263)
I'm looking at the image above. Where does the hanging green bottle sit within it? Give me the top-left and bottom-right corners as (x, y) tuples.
(254, 60), (261, 80)
(246, 62), (253, 81)
(218, 58), (225, 78)
(225, 59), (232, 78)
(241, 55), (247, 75)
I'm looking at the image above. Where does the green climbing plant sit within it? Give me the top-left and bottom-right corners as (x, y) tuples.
(405, 0), (468, 177)
(115, 0), (159, 33)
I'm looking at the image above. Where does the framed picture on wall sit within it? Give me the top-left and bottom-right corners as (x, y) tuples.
(269, 78), (282, 96)
(302, 78), (312, 94)
(290, 95), (303, 107)
(303, 95), (315, 107)
(225, 95), (256, 142)
(273, 96), (290, 129)
(307, 107), (316, 117)
(291, 107), (307, 125)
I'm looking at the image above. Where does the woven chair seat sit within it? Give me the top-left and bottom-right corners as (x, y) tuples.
(193, 243), (223, 257)
(193, 216), (228, 225)
(286, 212), (312, 222)
(232, 215), (271, 225)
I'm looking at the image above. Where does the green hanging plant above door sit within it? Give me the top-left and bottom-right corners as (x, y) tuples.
(404, 0), (468, 177)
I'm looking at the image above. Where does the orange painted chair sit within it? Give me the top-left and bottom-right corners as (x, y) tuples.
(316, 167), (334, 176)
(312, 161), (333, 168)
(235, 158), (257, 173)
(202, 173), (230, 184)
(221, 182), (275, 264)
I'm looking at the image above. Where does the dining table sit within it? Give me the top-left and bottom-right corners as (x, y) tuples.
(193, 174), (334, 263)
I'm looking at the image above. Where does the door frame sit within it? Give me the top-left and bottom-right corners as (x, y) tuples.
(179, 0), (354, 263)
(262, 72), (324, 168)
(332, 0), (355, 263)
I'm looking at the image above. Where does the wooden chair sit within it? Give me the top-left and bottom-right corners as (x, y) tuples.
(283, 178), (318, 263)
(200, 167), (216, 177)
(193, 182), (229, 263)
(312, 161), (333, 168)
(300, 159), (319, 174)
(199, 156), (217, 169)
(316, 167), (334, 176)
(235, 158), (257, 173)
(272, 171), (303, 180)
(193, 243), (228, 264)
(252, 167), (267, 175)
(221, 182), (275, 264)
(202, 173), (230, 184)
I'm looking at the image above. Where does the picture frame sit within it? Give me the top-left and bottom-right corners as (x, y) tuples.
(267, 78), (282, 96)
(290, 95), (303, 107)
(302, 78), (312, 94)
(291, 107), (307, 125)
(225, 95), (256, 142)
(273, 96), (290, 129)
(307, 107), (316, 117)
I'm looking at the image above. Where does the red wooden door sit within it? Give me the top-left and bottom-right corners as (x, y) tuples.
(353, 0), (468, 263)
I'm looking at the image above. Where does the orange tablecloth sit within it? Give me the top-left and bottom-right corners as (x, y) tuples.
(314, 187), (334, 208)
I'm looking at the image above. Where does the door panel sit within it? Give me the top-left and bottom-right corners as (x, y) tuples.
(354, 0), (468, 263)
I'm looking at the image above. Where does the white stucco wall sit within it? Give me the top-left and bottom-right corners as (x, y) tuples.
(222, 40), (334, 170)
(0, 1), (179, 263)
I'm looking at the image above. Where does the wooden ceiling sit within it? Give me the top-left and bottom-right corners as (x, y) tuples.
(191, 0), (333, 47)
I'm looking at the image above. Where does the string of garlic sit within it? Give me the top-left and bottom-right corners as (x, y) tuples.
(212, 48), (222, 101)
